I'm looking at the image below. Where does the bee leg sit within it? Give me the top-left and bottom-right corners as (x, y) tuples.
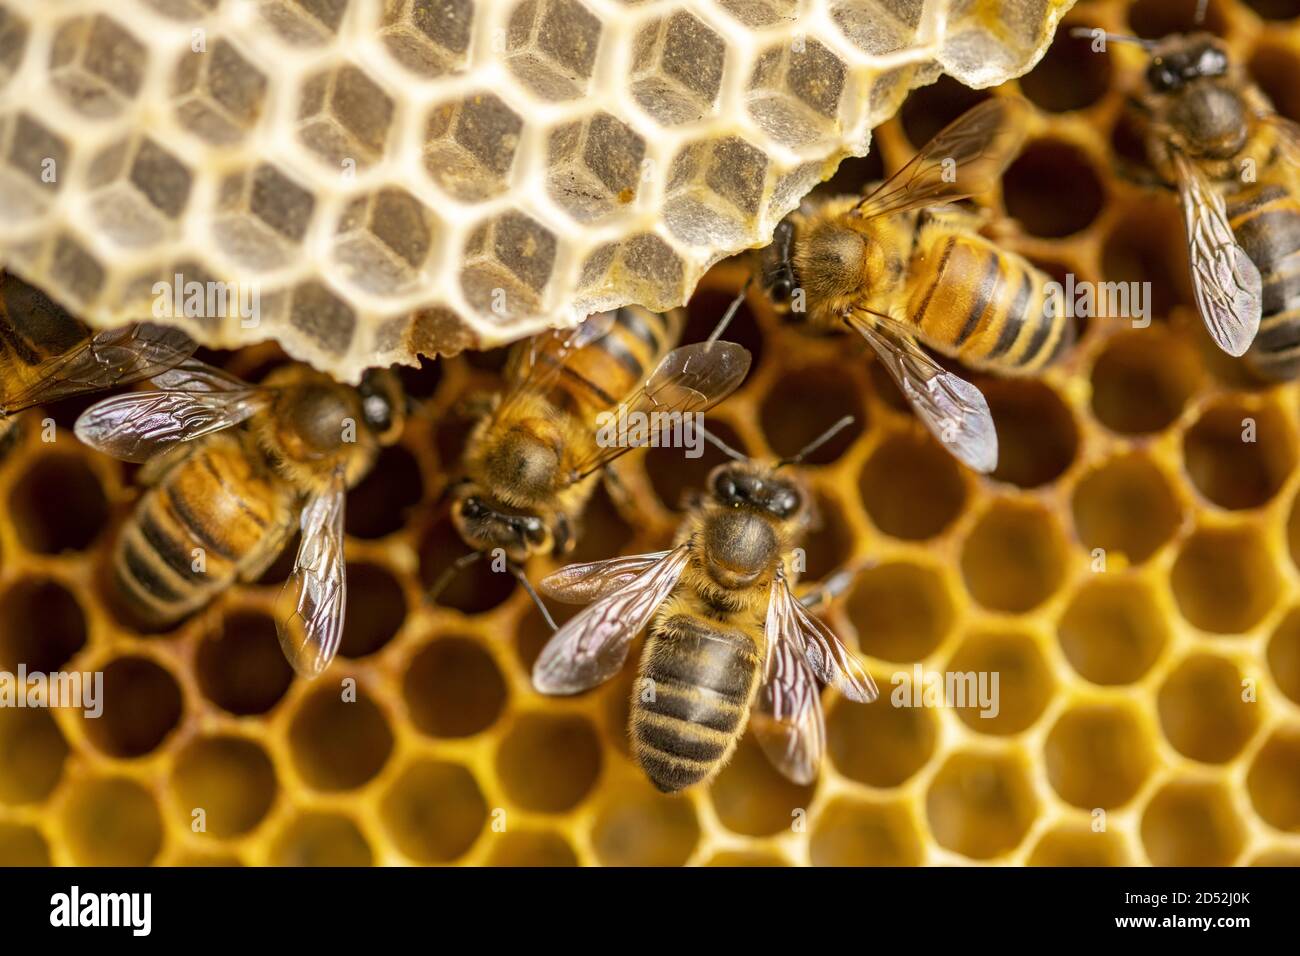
(510, 564), (557, 632)
(601, 463), (636, 513)
(797, 557), (876, 611)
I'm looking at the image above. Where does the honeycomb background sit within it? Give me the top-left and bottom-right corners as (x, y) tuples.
(2, 0), (1300, 867)
(0, 0), (1071, 382)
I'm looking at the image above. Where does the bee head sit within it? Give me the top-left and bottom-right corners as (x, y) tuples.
(708, 464), (804, 520)
(1146, 35), (1229, 93)
(449, 483), (556, 563)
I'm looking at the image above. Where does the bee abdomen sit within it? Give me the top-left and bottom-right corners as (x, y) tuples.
(631, 614), (760, 793)
(1232, 186), (1300, 380)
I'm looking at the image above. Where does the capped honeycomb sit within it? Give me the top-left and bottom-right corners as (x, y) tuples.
(3, 0), (1300, 869)
(0, 0), (1072, 382)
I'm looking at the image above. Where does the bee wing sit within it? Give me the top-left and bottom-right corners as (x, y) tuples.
(751, 630), (826, 786)
(565, 341), (752, 481)
(768, 572), (878, 703)
(494, 311), (619, 424)
(539, 551), (673, 604)
(854, 98), (1030, 221)
(532, 544), (690, 695)
(1172, 150), (1262, 356)
(846, 310), (998, 473)
(275, 470), (348, 679)
(1, 322), (195, 415)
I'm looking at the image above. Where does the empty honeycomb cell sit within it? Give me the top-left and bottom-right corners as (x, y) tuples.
(170, 736), (278, 838)
(857, 432), (966, 540)
(1140, 780), (1244, 867)
(214, 163), (318, 270)
(647, 418), (750, 512)
(62, 776), (164, 866)
(171, 39), (268, 146)
(496, 713), (602, 813)
(1158, 654), (1260, 763)
(1246, 729), (1300, 831)
(1242, 0), (1300, 17)
(345, 445), (423, 538)
(982, 379), (1078, 489)
(1017, 24), (1111, 113)
(1071, 454), (1182, 567)
(47, 233), (107, 307)
(1268, 608), (1300, 706)
(799, 492), (853, 583)
(746, 38), (846, 148)
(82, 657), (183, 759)
(759, 365), (865, 465)
(591, 783), (700, 866)
(1170, 525), (1280, 635)
(419, 517), (517, 614)
(484, 829), (578, 866)
(333, 188), (442, 296)
(631, 11), (724, 125)
(380, 0), (475, 77)
(288, 279), (358, 356)
(1183, 402), (1295, 510)
(0, 707), (67, 805)
(946, 630), (1055, 735)
(1101, 205), (1187, 318)
(339, 564), (405, 660)
(8, 453), (108, 554)
(1249, 43), (1300, 123)
(460, 211), (558, 319)
(845, 561), (954, 663)
(569, 485), (636, 566)
(826, 691), (939, 787)
(0, 577), (86, 672)
(0, 8), (28, 91)
(1057, 577), (1170, 685)
(0, 821), (50, 867)
(5, 113), (67, 196)
(926, 750), (1038, 860)
(1128, 0), (1229, 37)
(380, 759), (487, 863)
(682, 284), (766, 368)
(547, 112), (646, 223)
(1045, 704), (1155, 809)
(49, 14), (145, 118)
(402, 636), (507, 739)
(507, 0), (603, 101)
(1003, 141), (1104, 238)
(297, 63), (395, 169)
(830, 0), (924, 58)
(1027, 826), (1129, 866)
(288, 686), (394, 792)
(960, 500), (1067, 613)
(86, 134), (193, 247)
(424, 92), (524, 203)
(260, 0), (349, 45)
(269, 812), (372, 866)
(708, 735), (815, 837)
(196, 612), (294, 716)
(809, 797), (923, 867)
(703, 849), (788, 866)
(1089, 327), (1201, 434)
(899, 76), (988, 150)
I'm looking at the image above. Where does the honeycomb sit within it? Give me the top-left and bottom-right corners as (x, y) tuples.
(2, 0), (1300, 869)
(0, 0), (1073, 382)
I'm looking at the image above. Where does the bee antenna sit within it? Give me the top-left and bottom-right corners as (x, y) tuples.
(699, 421), (749, 462)
(776, 415), (855, 469)
(706, 276), (753, 347)
(425, 550), (483, 607)
(1069, 27), (1156, 50)
(1195, 0), (1209, 24)
(510, 564), (558, 632)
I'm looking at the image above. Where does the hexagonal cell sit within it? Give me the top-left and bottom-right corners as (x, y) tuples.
(810, 797), (924, 866)
(1045, 704), (1155, 809)
(1246, 728), (1300, 832)
(44, 233), (110, 307)
(259, 0), (349, 47)
(960, 500), (1067, 614)
(196, 612), (294, 716)
(662, 140), (756, 248)
(591, 782), (700, 866)
(85, 134), (193, 247)
(170, 735), (278, 838)
(297, 63), (395, 170)
(1090, 327), (1201, 434)
(0, 578), (86, 673)
(0, 7), (29, 91)
(1102, 203), (1190, 319)
(0, 822), (50, 867)
(629, 11), (725, 126)
(280, 280), (358, 357)
(1141, 780), (1244, 866)
(214, 163), (319, 270)
(1057, 577), (1170, 686)
(1004, 140), (1105, 238)
(50, 14), (147, 117)
(485, 830), (579, 866)
(709, 735), (814, 837)
(1018, 25), (1112, 113)
(845, 561), (954, 663)
(747, 38), (846, 148)
(926, 750), (1038, 860)
(495, 713), (602, 813)
(81, 656), (184, 759)
(945, 630), (1055, 735)
(403, 635), (507, 738)
(1170, 525), (1280, 635)
(288, 685), (394, 792)
(1157, 654), (1260, 763)
(423, 92), (524, 203)
(858, 432), (967, 540)
(1071, 454), (1182, 567)
(0, 706), (67, 805)
(380, 0), (474, 77)
(333, 187), (442, 296)
(982, 379), (1078, 489)
(460, 210), (557, 320)
(269, 812), (373, 866)
(506, 0), (603, 101)
(826, 691), (938, 787)
(1183, 401), (1296, 510)
(171, 38), (269, 145)
(1268, 607), (1300, 707)
(1027, 826), (1130, 866)
(831, 0), (925, 57)
(61, 776), (164, 866)
(2, 112), (66, 213)
(546, 112), (645, 223)
(759, 364), (865, 463)
(380, 759), (487, 863)
(577, 233), (689, 311)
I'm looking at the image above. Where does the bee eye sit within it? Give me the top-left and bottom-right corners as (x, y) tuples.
(770, 277), (793, 303)
(362, 393), (392, 433)
(771, 489), (801, 517)
(1148, 62), (1179, 91)
(713, 473), (738, 501)
(1199, 48), (1227, 76)
(461, 497), (487, 519)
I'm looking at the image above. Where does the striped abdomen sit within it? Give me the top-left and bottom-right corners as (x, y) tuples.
(0, 279), (89, 400)
(906, 232), (1070, 374)
(1232, 183), (1300, 380)
(113, 431), (296, 627)
(631, 613), (762, 793)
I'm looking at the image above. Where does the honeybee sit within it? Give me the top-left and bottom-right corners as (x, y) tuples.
(74, 359), (405, 678)
(757, 98), (1073, 474)
(439, 306), (751, 603)
(1112, 28), (1299, 373)
(532, 418), (877, 792)
(0, 273), (195, 444)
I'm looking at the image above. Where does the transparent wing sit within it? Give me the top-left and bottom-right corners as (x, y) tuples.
(751, 633), (825, 786)
(539, 551), (673, 604)
(1, 322), (195, 415)
(74, 388), (267, 463)
(768, 573), (878, 703)
(275, 472), (348, 679)
(494, 312), (619, 424)
(532, 545), (690, 695)
(148, 357), (252, 393)
(1173, 150), (1262, 356)
(854, 98), (1030, 221)
(846, 310), (997, 473)
(565, 341), (752, 480)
